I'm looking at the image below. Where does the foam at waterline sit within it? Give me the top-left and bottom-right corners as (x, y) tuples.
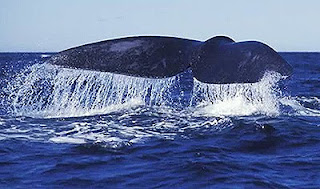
(0, 106), (232, 146)
(46, 108), (232, 146)
(41, 54), (51, 58)
(6, 63), (178, 118)
(192, 72), (284, 117)
(280, 96), (320, 116)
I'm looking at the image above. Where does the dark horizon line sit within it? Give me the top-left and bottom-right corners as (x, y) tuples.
(0, 51), (320, 54)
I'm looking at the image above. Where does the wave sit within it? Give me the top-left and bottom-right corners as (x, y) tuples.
(0, 107), (233, 146)
(4, 63), (178, 118)
(1, 63), (320, 146)
(41, 54), (51, 58)
(191, 72), (283, 117)
(191, 72), (320, 117)
(280, 96), (320, 116)
(2, 63), (320, 119)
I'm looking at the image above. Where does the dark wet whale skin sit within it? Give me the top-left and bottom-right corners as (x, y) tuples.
(47, 36), (292, 84)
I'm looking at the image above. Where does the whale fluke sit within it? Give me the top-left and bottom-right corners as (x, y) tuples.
(47, 36), (201, 78)
(47, 36), (292, 84)
(192, 36), (293, 83)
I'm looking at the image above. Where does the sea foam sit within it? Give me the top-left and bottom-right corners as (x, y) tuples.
(5, 63), (177, 118)
(192, 72), (283, 117)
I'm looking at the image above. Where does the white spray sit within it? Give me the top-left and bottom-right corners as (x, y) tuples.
(191, 72), (283, 117)
(5, 63), (178, 118)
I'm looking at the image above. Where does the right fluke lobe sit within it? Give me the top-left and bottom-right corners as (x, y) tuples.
(191, 36), (293, 84)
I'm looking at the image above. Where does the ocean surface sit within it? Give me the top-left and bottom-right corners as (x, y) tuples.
(0, 52), (319, 188)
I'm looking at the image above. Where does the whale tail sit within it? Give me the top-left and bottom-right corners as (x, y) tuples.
(192, 36), (293, 83)
(47, 36), (292, 84)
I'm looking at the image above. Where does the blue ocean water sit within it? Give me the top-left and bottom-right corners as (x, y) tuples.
(0, 52), (319, 188)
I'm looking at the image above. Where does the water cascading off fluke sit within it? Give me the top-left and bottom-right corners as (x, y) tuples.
(5, 63), (182, 118)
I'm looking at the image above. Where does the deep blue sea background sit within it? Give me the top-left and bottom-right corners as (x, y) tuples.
(0, 52), (319, 188)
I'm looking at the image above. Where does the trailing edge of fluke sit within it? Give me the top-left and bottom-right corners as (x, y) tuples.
(46, 36), (292, 84)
